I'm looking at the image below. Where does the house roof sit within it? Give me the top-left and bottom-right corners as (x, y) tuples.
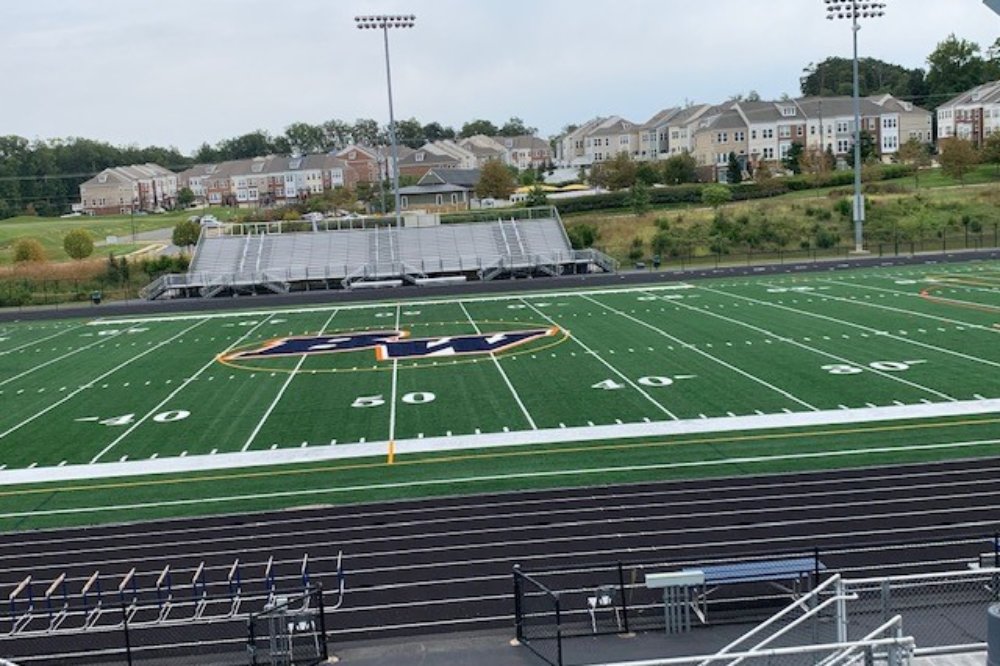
(80, 163), (174, 188)
(640, 107), (682, 130)
(939, 80), (1000, 109)
(418, 169), (480, 188)
(589, 117), (636, 136)
(398, 183), (469, 195)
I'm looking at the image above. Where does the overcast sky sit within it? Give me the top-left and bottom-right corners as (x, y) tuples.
(2, 0), (998, 154)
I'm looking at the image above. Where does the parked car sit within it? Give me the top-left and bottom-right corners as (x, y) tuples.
(199, 215), (223, 228)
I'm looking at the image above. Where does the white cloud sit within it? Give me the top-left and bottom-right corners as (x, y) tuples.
(1, 0), (998, 153)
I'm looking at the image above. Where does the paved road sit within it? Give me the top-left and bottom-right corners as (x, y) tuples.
(1, 457), (997, 663)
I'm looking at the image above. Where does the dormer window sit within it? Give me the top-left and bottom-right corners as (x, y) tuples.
(289, 158), (303, 169)
(97, 173), (108, 184)
(349, 151), (357, 159)
(415, 152), (424, 162)
(781, 106), (796, 117)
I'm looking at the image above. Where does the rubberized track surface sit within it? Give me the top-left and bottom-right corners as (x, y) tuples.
(2, 456), (998, 662)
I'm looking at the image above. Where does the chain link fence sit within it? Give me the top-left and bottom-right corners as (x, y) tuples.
(247, 586), (328, 666)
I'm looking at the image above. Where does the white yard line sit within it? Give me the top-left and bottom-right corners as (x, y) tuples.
(86, 284), (696, 325)
(241, 310), (340, 452)
(89, 315), (275, 464)
(2, 428), (999, 517)
(521, 298), (678, 420)
(816, 279), (1000, 333)
(0, 323), (85, 356)
(710, 284), (1000, 371)
(582, 294), (818, 411)
(0, 320), (208, 441)
(674, 290), (958, 402)
(0, 328), (129, 387)
(389, 304), (401, 443)
(459, 301), (537, 430)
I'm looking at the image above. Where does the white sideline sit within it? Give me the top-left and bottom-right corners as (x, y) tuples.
(1, 398), (998, 487)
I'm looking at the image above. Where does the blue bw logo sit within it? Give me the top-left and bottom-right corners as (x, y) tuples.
(225, 327), (559, 362)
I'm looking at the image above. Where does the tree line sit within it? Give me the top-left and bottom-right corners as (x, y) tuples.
(800, 34), (1000, 109)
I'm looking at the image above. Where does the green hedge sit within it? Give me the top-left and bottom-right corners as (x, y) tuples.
(556, 182), (790, 214)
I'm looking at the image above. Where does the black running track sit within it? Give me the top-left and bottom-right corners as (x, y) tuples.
(1, 457), (999, 663)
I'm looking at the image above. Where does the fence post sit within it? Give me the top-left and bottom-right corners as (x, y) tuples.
(554, 592), (563, 666)
(813, 547), (821, 589)
(617, 561), (630, 635)
(121, 602), (133, 666)
(317, 584), (329, 661)
(880, 579), (891, 623)
(248, 611), (258, 666)
(513, 565), (524, 643)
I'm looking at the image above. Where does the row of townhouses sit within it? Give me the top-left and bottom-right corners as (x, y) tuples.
(80, 82), (1000, 215)
(556, 94), (935, 180)
(79, 135), (554, 215)
(78, 164), (180, 216)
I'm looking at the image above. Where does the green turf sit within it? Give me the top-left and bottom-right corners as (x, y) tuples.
(0, 260), (998, 531)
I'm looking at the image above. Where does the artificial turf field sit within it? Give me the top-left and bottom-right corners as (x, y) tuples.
(1, 260), (999, 531)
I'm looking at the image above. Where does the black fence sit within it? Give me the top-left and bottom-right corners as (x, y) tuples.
(247, 585), (328, 666)
(512, 533), (1000, 666)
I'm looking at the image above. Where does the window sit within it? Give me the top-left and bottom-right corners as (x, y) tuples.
(762, 147), (775, 159)
(779, 144), (791, 158)
(451, 193), (458, 204)
(401, 196), (409, 209)
(837, 139), (851, 154)
(797, 125), (804, 137)
(415, 152), (424, 162)
(620, 135), (630, 145)
(604, 138), (610, 146)
(836, 121), (850, 133)
(734, 131), (745, 142)
(435, 194), (443, 205)
(751, 129), (758, 140)
(779, 126), (791, 138)
(716, 132), (728, 143)
(762, 128), (774, 139)
(716, 153), (728, 165)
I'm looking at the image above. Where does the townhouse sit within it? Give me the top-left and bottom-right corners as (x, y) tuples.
(493, 135), (553, 170)
(398, 140), (479, 178)
(935, 80), (1000, 148)
(584, 117), (637, 164)
(80, 163), (178, 215)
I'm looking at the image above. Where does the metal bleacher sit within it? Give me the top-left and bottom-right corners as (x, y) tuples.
(141, 206), (617, 300)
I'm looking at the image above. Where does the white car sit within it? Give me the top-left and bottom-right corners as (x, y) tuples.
(199, 215), (223, 228)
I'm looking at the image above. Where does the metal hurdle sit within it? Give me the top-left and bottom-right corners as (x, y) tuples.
(192, 562), (208, 620)
(264, 556), (276, 605)
(43, 573), (70, 632)
(118, 568), (138, 624)
(155, 565), (173, 623)
(7, 576), (32, 635)
(81, 571), (103, 629)
(226, 558), (242, 617)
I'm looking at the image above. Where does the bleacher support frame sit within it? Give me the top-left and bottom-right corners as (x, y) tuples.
(140, 206), (618, 300)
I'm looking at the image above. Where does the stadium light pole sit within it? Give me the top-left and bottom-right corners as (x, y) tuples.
(355, 14), (415, 230)
(825, 0), (886, 254)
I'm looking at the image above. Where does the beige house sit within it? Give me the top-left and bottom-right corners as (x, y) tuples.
(585, 117), (638, 164)
(80, 163), (178, 215)
(936, 80), (1000, 147)
(691, 108), (750, 181)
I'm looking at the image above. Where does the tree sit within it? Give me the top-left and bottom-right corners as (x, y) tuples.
(498, 117), (537, 137)
(475, 159), (516, 199)
(800, 57), (927, 105)
(13, 238), (46, 262)
(896, 138), (932, 186)
(661, 152), (698, 185)
(422, 122), (455, 142)
(701, 184), (732, 209)
(856, 130), (879, 163)
(627, 236), (645, 262)
(284, 122), (326, 154)
(351, 118), (385, 146)
(799, 146), (834, 176)
(783, 143), (804, 175)
(63, 229), (94, 260)
(980, 132), (1000, 174)
(460, 119), (499, 138)
(926, 35), (986, 109)
(177, 187), (195, 208)
(321, 119), (353, 150)
(938, 138), (979, 185)
(629, 181), (651, 216)
(726, 152), (743, 184)
(395, 117), (426, 148)
(566, 223), (598, 249)
(172, 219), (201, 248)
(591, 153), (638, 191)
(524, 184), (548, 207)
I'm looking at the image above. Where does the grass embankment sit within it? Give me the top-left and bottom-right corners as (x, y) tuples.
(565, 166), (1000, 264)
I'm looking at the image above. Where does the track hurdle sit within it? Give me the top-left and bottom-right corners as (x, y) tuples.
(44, 574), (69, 631)
(329, 550), (346, 611)
(226, 559), (242, 617)
(191, 562), (208, 620)
(118, 568), (138, 624)
(81, 571), (103, 629)
(264, 556), (276, 605)
(7, 576), (32, 635)
(155, 565), (173, 622)
(301, 554), (311, 591)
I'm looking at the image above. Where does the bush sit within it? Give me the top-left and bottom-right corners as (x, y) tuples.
(0, 284), (33, 307)
(172, 220), (201, 248)
(63, 229), (94, 260)
(566, 223), (599, 249)
(13, 238), (46, 263)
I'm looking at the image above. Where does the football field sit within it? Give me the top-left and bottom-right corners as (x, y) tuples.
(1, 260), (999, 529)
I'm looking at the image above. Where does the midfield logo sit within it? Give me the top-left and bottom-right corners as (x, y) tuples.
(225, 327), (559, 361)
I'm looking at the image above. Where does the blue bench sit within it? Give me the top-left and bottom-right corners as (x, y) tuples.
(681, 557), (826, 625)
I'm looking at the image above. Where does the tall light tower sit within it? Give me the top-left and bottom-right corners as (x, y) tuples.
(825, 0), (886, 254)
(355, 14), (415, 229)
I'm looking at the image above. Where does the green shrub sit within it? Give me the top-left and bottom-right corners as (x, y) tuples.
(13, 238), (46, 263)
(63, 229), (94, 260)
